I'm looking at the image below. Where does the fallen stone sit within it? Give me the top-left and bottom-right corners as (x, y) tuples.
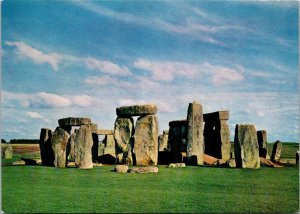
(278, 158), (296, 165)
(20, 158), (37, 165)
(168, 163), (186, 168)
(234, 124), (260, 169)
(2, 144), (13, 159)
(12, 160), (26, 166)
(75, 124), (94, 169)
(115, 165), (129, 173)
(133, 115), (158, 165)
(203, 111), (229, 121)
(58, 117), (91, 126)
(93, 163), (103, 167)
(129, 166), (158, 173)
(51, 127), (70, 168)
(203, 154), (219, 166)
(97, 129), (114, 135)
(114, 117), (134, 165)
(186, 101), (204, 165)
(271, 140), (282, 162)
(39, 128), (54, 166)
(116, 104), (157, 117)
(257, 130), (268, 158)
(260, 157), (275, 167)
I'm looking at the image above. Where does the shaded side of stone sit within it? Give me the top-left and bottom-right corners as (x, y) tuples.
(271, 140), (282, 162)
(39, 128), (54, 166)
(116, 104), (157, 117)
(91, 124), (99, 163)
(257, 130), (268, 158)
(203, 111), (229, 121)
(51, 127), (70, 168)
(168, 120), (187, 163)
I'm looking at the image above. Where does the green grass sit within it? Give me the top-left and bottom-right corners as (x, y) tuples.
(2, 165), (299, 213)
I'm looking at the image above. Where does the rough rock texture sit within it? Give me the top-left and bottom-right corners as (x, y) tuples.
(103, 134), (116, 148)
(234, 124), (260, 169)
(91, 124), (99, 163)
(163, 130), (169, 135)
(129, 166), (158, 173)
(271, 140), (282, 162)
(158, 133), (169, 152)
(204, 111), (230, 161)
(2, 144), (13, 159)
(39, 128), (54, 166)
(51, 127), (70, 168)
(168, 163), (186, 168)
(75, 125), (94, 169)
(203, 154), (219, 166)
(133, 115), (159, 165)
(97, 129), (114, 135)
(186, 101), (204, 165)
(68, 132), (76, 161)
(114, 117), (134, 165)
(115, 165), (129, 173)
(116, 104), (157, 117)
(58, 117), (91, 126)
(168, 120), (187, 163)
(257, 130), (268, 158)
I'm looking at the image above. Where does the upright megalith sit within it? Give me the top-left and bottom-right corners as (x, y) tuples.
(271, 140), (282, 162)
(168, 120), (188, 163)
(186, 101), (204, 165)
(116, 104), (157, 117)
(39, 128), (54, 166)
(114, 117), (134, 165)
(75, 125), (94, 169)
(158, 132), (169, 152)
(204, 111), (230, 161)
(133, 115), (158, 165)
(234, 124), (260, 169)
(91, 123), (99, 163)
(51, 127), (70, 168)
(2, 144), (13, 159)
(68, 131), (76, 161)
(257, 130), (268, 158)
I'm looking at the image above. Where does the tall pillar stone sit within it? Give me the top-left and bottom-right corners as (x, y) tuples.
(271, 140), (282, 162)
(257, 130), (268, 158)
(75, 125), (94, 169)
(51, 127), (70, 168)
(204, 111), (230, 161)
(39, 128), (54, 166)
(114, 117), (134, 165)
(68, 131), (76, 161)
(168, 120), (187, 163)
(186, 101), (204, 165)
(158, 133), (169, 152)
(234, 124), (260, 169)
(91, 123), (99, 163)
(133, 115), (158, 165)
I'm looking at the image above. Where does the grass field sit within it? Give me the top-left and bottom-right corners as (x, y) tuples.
(1, 143), (299, 213)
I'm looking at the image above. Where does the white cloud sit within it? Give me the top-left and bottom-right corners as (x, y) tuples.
(72, 95), (95, 107)
(85, 57), (132, 76)
(5, 41), (61, 71)
(26, 111), (44, 119)
(36, 92), (72, 107)
(84, 75), (132, 88)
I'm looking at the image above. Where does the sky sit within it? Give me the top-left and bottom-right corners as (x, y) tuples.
(1, 0), (299, 142)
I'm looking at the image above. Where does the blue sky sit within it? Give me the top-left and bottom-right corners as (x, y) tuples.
(1, 0), (299, 142)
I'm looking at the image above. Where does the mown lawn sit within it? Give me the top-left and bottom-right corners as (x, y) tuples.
(2, 164), (299, 213)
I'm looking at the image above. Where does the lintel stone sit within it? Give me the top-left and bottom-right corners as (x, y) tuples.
(58, 117), (91, 126)
(203, 111), (229, 122)
(97, 129), (114, 135)
(116, 104), (157, 117)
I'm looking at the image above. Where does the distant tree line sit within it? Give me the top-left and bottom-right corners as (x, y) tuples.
(7, 139), (39, 144)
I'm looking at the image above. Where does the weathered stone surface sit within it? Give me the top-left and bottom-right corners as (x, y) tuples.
(2, 144), (13, 159)
(234, 124), (260, 169)
(186, 101), (204, 165)
(203, 154), (219, 166)
(12, 160), (26, 166)
(103, 134), (115, 148)
(114, 117), (134, 165)
(204, 117), (230, 161)
(115, 165), (129, 173)
(51, 127), (70, 168)
(39, 128), (54, 166)
(75, 125), (94, 169)
(116, 104), (157, 117)
(168, 120), (187, 163)
(97, 129), (114, 135)
(163, 130), (169, 135)
(158, 133), (169, 152)
(227, 159), (236, 168)
(257, 130), (268, 158)
(68, 132), (76, 161)
(129, 166), (158, 173)
(133, 115), (158, 165)
(203, 111), (229, 121)
(58, 117), (91, 126)
(271, 140), (282, 162)
(168, 163), (186, 168)
(91, 124), (99, 163)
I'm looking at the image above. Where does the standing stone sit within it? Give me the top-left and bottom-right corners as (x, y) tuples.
(133, 115), (158, 165)
(158, 133), (169, 152)
(75, 125), (94, 169)
(51, 127), (70, 168)
(68, 131), (76, 161)
(186, 101), (204, 165)
(91, 124), (99, 163)
(103, 135), (115, 148)
(39, 128), (54, 166)
(1, 144), (13, 159)
(271, 140), (282, 162)
(234, 124), (260, 169)
(114, 117), (134, 165)
(257, 130), (268, 158)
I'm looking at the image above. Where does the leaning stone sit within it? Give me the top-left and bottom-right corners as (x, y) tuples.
(186, 101), (204, 165)
(115, 165), (129, 173)
(116, 104), (157, 117)
(133, 115), (158, 165)
(75, 124), (94, 169)
(39, 128), (54, 166)
(168, 163), (186, 168)
(51, 127), (70, 168)
(2, 144), (13, 159)
(103, 134), (115, 148)
(271, 140), (282, 162)
(129, 166), (158, 173)
(58, 117), (91, 126)
(234, 124), (260, 169)
(97, 129), (114, 135)
(114, 117), (134, 165)
(257, 130), (268, 158)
